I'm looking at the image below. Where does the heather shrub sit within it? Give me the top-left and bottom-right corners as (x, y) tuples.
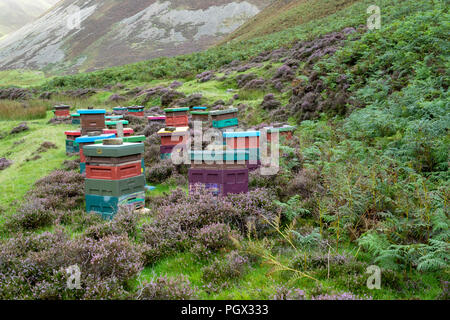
(111, 207), (141, 238)
(136, 275), (198, 300)
(271, 286), (306, 300)
(56, 209), (103, 231)
(312, 292), (372, 300)
(0, 232), (144, 299)
(201, 251), (249, 292)
(142, 122), (165, 137)
(5, 198), (57, 231)
(25, 170), (85, 211)
(146, 160), (175, 184)
(192, 223), (239, 258)
(141, 188), (278, 264)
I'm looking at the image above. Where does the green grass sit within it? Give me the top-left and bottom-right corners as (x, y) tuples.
(0, 69), (51, 87)
(0, 100), (47, 120)
(0, 112), (75, 219)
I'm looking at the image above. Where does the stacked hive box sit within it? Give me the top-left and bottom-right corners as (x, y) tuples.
(265, 125), (296, 142)
(157, 127), (189, 159)
(127, 106), (145, 117)
(223, 131), (260, 171)
(106, 120), (129, 129)
(83, 139), (146, 220)
(113, 107), (128, 115)
(148, 116), (166, 124)
(53, 105), (71, 119)
(75, 133), (116, 174)
(102, 128), (134, 137)
(164, 107), (189, 127)
(191, 106), (209, 123)
(106, 115), (124, 121)
(65, 130), (81, 155)
(189, 149), (249, 196)
(71, 113), (80, 125)
(95, 135), (146, 174)
(78, 109), (106, 135)
(210, 108), (238, 131)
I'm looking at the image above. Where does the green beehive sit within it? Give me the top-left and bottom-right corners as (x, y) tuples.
(85, 175), (146, 197)
(212, 118), (239, 128)
(83, 142), (144, 158)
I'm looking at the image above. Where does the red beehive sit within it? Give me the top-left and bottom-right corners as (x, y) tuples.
(165, 107), (189, 127)
(165, 115), (189, 127)
(223, 131), (260, 149)
(65, 130), (81, 141)
(85, 161), (142, 180)
(157, 127), (189, 146)
(265, 126), (296, 142)
(53, 105), (71, 118)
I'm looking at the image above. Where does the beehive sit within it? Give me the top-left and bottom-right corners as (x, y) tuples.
(85, 191), (145, 220)
(223, 131), (260, 149)
(64, 130), (81, 155)
(64, 130), (81, 141)
(210, 107), (238, 120)
(53, 105), (71, 118)
(83, 140), (145, 218)
(164, 107), (189, 127)
(188, 149), (249, 196)
(127, 106), (145, 117)
(85, 175), (146, 197)
(102, 128), (134, 137)
(148, 116), (166, 124)
(157, 126), (189, 146)
(105, 120), (129, 129)
(106, 115), (123, 119)
(191, 111), (209, 122)
(113, 107), (128, 115)
(188, 169), (248, 196)
(78, 109), (106, 135)
(71, 113), (80, 125)
(74, 133), (116, 172)
(265, 125), (296, 142)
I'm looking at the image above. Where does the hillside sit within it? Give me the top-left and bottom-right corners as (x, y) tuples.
(0, 0), (448, 301)
(0, 0), (59, 38)
(0, 0), (271, 73)
(222, 0), (360, 43)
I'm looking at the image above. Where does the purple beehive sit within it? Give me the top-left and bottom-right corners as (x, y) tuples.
(188, 168), (248, 196)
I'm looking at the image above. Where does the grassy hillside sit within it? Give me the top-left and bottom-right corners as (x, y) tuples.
(0, 0), (448, 300)
(40, 0), (439, 90)
(221, 0), (360, 43)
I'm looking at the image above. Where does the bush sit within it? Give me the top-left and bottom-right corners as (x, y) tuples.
(0, 232), (144, 299)
(201, 251), (249, 292)
(141, 188), (278, 264)
(271, 286), (306, 300)
(6, 198), (57, 231)
(136, 275), (197, 300)
(146, 160), (175, 184)
(26, 170), (85, 211)
(192, 223), (239, 258)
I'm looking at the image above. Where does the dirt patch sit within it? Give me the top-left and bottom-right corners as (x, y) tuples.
(10, 122), (29, 134)
(26, 141), (58, 162)
(0, 158), (12, 170)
